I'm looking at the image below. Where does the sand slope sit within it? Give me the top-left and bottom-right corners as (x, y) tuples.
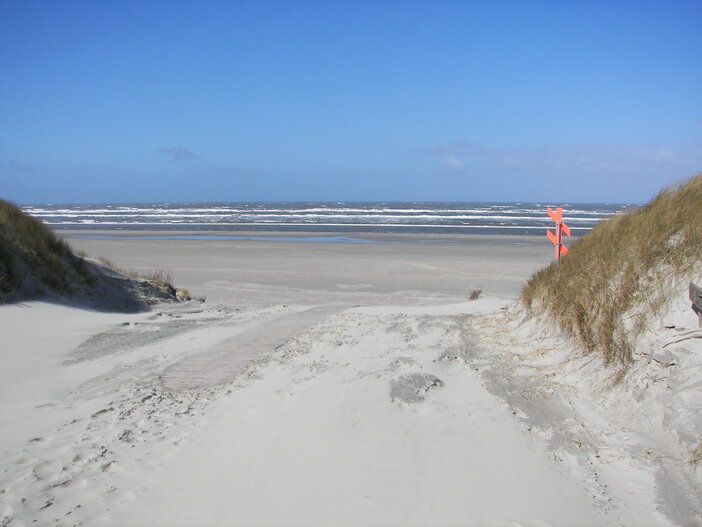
(469, 295), (702, 526)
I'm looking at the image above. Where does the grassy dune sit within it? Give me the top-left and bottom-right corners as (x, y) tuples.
(522, 174), (702, 364)
(0, 198), (91, 301)
(0, 199), (178, 309)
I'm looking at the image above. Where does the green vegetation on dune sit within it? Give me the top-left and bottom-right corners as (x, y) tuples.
(522, 174), (702, 365)
(0, 199), (181, 309)
(0, 199), (91, 301)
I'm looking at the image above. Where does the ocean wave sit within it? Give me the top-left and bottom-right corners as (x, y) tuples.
(44, 220), (595, 231)
(25, 201), (629, 234)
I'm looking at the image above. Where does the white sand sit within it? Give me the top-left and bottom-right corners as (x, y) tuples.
(1, 233), (699, 526)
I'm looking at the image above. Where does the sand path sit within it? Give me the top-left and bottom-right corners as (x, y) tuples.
(113, 303), (606, 527)
(161, 305), (347, 390)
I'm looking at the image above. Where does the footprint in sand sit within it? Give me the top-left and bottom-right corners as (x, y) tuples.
(389, 373), (444, 404)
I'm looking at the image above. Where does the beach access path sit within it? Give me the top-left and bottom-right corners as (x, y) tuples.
(1, 231), (682, 526)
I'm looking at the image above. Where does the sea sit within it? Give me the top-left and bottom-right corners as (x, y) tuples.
(24, 202), (634, 237)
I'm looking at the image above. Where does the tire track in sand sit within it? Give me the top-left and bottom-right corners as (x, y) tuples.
(161, 305), (346, 391)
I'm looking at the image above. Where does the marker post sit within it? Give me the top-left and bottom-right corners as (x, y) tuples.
(546, 207), (570, 260)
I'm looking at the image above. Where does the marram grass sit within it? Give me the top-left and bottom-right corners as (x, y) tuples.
(0, 198), (89, 299)
(0, 199), (180, 305)
(522, 174), (702, 364)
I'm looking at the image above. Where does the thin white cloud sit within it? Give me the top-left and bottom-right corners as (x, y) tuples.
(423, 140), (485, 173)
(499, 143), (702, 173)
(423, 140), (702, 175)
(425, 140), (482, 157)
(156, 145), (201, 161)
(0, 159), (32, 171)
(443, 154), (464, 170)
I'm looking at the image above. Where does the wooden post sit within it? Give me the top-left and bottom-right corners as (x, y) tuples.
(689, 282), (702, 327)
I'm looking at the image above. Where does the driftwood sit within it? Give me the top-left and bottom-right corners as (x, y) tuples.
(662, 331), (702, 349)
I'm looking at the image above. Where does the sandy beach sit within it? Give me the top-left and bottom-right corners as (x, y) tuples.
(63, 230), (554, 304)
(1, 231), (699, 526)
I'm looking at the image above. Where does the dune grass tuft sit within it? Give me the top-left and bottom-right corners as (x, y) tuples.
(97, 257), (175, 294)
(521, 174), (702, 365)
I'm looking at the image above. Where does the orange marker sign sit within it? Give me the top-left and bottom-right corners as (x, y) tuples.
(547, 207), (570, 260)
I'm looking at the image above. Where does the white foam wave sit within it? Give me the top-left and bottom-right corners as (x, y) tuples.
(45, 220), (594, 230)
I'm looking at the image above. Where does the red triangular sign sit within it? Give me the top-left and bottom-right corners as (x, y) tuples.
(547, 207), (562, 223)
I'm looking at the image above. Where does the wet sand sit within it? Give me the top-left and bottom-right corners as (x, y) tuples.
(62, 230), (555, 304)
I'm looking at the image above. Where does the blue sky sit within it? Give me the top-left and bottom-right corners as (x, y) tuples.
(1, 0), (700, 204)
